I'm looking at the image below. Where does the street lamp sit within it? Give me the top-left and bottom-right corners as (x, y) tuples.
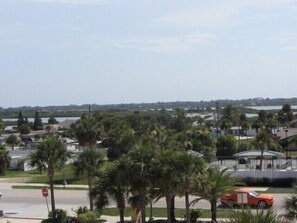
(285, 129), (288, 159)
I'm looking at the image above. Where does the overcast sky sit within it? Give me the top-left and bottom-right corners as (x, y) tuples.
(1, 0), (297, 108)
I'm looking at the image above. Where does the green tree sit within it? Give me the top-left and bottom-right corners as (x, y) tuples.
(33, 110), (43, 130)
(154, 149), (180, 223)
(104, 119), (135, 160)
(192, 167), (242, 222)
(0, 119), (4, 135)
(216, 134), (237, 157)
(70, 116), (102, 148)
(252, 130), (280, 171)
(175, 151), (205, 223)
(92, 159), (130, 223)
(0, 145), (11, 175)
(258, 110), (267, 126)
(19, 123), (30, 135)
(171, 109), (191, 132)
(17, 110), (24, 128)
(73, 148), (104, 210)
(282, 104), (294, 125)
(28, 136), (72, 218)
(188, 128), (216, 161)
(48, 116), (58, 125)
(6, 135), (19, 150)
(125, 146), (156, 223)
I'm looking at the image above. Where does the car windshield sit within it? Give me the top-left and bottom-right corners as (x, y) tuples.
(249, 191), (260, 197)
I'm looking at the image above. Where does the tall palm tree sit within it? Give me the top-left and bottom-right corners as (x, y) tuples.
(73, 147), (104, 210)
(175, 151), (205, 223)
(154, 149), (180, 223)
(125, 146), (156, 223)
(0, 145), (11, 175)
(92, 159), (130, 223)
(252, 130), (280, 170)
(28, 136), (72, 218)
(192, 167), (242, 223)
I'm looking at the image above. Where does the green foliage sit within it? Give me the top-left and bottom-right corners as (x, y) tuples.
(0, 145), (11, 175)
(33, 110), (43, 130)
(70, 116), (102, 147)
(48, 116), (59, 124)
(284, 187), (297, 221)
(104, 119), (135, 160)
(227, 207), (288, 223)
(19, 123), (30, 135)
(77, 211), (98, 223)
(6, 135), (19, 150)
(216, 134), (237, 157)
(73, 206), (89, 216)
(192, 167), (242, 222)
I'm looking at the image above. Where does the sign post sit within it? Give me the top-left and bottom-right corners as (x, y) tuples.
(42, 188), (49, 214)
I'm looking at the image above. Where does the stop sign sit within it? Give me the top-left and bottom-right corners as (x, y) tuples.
(42, 188), (48, 197)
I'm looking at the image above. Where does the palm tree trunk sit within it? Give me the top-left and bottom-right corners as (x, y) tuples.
(185, 190), (190, 223)
(211, 200), (217, 223)
(170, 196), (176, 222)
(119, 208), (125, 223)
(49, 175), (56, 219)
(166, 194), (172, 223)
(88, 177), (93, 210)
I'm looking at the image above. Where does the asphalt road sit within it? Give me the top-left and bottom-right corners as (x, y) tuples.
(0, 183), (290, 219)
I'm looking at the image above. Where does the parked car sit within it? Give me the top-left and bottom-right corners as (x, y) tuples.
(221, 188), (273, 208)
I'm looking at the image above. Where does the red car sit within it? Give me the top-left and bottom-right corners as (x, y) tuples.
(221, 188), (273, 208)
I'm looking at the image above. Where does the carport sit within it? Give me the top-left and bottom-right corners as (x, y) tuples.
(233, 150), (286, 170)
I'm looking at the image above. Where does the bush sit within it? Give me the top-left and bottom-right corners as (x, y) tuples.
(47, 209), (68, 223)
(243, 177), (297, 187)
(77, 211), (98, 223)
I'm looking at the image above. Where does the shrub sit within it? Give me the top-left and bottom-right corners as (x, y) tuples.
(77, 211), (97, 223)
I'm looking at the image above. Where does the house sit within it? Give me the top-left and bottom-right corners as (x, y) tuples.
(275, 128), (297, 151)
(211, 127), (257, 137)
(9, 150), (34, 171)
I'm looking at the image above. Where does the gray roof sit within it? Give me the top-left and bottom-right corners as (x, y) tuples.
(276, 128), (297, 141)
(233, 150), (285, 158)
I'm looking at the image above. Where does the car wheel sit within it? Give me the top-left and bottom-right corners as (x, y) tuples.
(258, 200), (267, 209)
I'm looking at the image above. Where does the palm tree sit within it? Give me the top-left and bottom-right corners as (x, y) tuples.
(125, 146), (156, 223)
(0, 145), (11, 175)
(283, 186), (297, 221)
(73, 147), (104, 210)
(192, 167), (242, 223)
(6, 135), (19, 150)
(228, 207), (288, 223)
(252, 130), (280, 171)
(175, 151), (205, 223)
(28, 136), (72, 218)
(92, 159), (130, 223)
(154, 149), (180, 223)
(70, 116), (102, 148)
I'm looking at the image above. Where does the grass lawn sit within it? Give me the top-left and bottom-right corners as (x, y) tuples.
(11, 185), (88, 190)
(102, 207), (235, 219)
(1, 165), (88, 185)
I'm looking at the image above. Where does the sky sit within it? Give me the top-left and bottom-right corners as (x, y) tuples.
(1, 0), (297, 108)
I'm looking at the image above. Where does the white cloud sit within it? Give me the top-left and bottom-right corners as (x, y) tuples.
(115, 33), (216, 53)
(30, 0), (107, 5)
(157, 0), (297, 28)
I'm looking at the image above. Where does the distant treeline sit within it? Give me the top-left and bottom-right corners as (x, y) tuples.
(0, 97), (297, 119)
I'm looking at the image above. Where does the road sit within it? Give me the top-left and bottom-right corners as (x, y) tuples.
(0, 183), (290, 219)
